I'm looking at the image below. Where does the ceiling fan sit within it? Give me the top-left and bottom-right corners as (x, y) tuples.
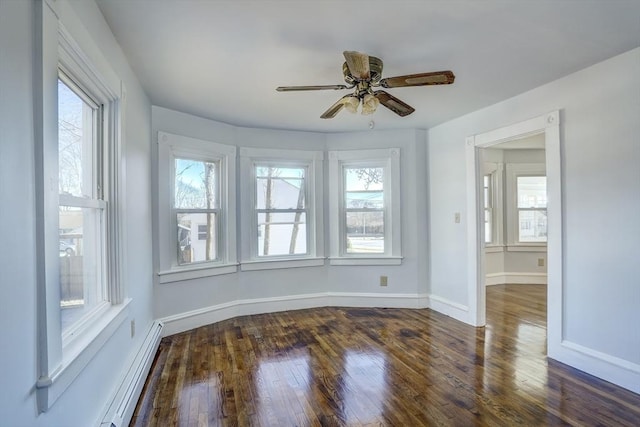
(276, 51), (455, 119)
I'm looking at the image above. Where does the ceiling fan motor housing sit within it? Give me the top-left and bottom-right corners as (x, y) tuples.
(342, 55), (383, 85)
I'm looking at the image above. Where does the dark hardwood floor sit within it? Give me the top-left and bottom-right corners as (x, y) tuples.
(131, 284), (640, 426)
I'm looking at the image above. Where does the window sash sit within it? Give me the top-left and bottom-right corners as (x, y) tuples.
(171, 154), (222, 266)
(253, 163), (310, 259)
(515, 174), (547, 243)
(173, 157), (220, 210)
(175, 208), (221, 265)
(340, 164), (388, 256)
(483, 173), (493, 244)
(57, 71), (109, 344)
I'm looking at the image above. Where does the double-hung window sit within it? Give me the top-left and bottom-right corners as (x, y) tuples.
(255, 164), (308, 257)
(506, 163), (547, 246)
(157, 132), (237, 282)
(57, 72), (108, 337)
(36, 11), (126, 412)
(344, 166), (385, 254)
(329, 149), (402, 265)
(240, 147), (324, 270)
(516, 176), (547, 242)
(174, 156), (220, 264)
(483, 174), (493, 244)
(482, 162), (504, 248)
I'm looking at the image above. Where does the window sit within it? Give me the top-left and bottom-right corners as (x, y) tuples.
(58, 73), (108, 338)
(344, 166), (385, 254)
(157, 132), (237, 282)
(174, 157), (219, 264)
(516, 176), (547, 242)
(506, 163), (547, 246)
(240, 148), (324, 270)
(483, 174), (492, 244)
(36, 13), (127, 412)
(483, 162), (504, 249)
(256, 165), (307, 257)
(329, 149), (402, 265)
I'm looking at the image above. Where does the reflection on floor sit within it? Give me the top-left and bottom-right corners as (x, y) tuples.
(131, 284), (640, 426)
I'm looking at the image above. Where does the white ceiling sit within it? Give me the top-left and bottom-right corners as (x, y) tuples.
(95, 0), (640, 133)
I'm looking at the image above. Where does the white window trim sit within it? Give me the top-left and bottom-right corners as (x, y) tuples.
(506, 163), (547, 248)
(239, 147), (324, 271)
(35, 3), (128, 413)
(157, 132), (237, 283)
(328, 148), (402, 266)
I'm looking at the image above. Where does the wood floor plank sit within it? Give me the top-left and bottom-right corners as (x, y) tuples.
(131, 284), (640, 426)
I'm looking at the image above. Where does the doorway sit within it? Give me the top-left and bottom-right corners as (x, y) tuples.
(465, 111), (563, 358)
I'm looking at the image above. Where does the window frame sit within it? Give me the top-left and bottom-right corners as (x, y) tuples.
(328, 148), (402, 265)
(157, 132), (237, 283)
(36, 9), (128, 413)
(239, 147), (324, 271)
(506, 163), (547, 249)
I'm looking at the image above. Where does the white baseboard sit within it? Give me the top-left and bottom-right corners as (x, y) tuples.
(485, 272), (547, 286)
(427, 294), (469, 324)
(99, 321), (163, 427)
(159, 292), (429, 337)
(549, 339), (640, 394)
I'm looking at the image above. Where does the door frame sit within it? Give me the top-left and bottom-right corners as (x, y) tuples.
(465, 110), (562, 356)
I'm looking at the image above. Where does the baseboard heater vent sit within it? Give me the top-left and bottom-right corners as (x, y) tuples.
(100, 321), (163, 427)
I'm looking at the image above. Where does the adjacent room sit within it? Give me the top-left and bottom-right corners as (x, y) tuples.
(1, 0), (639, 426)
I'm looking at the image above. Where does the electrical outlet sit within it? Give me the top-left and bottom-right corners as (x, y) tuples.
(130, 319), (135, 338)
(380, 275), (388, 286)
(454, 212), (461, 223)
(538, 258), (545, 267)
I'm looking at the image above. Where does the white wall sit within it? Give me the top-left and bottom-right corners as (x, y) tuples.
(0, 1), (154, 425)
(152, 107), (428, 328)
(428, 48), (640, 390)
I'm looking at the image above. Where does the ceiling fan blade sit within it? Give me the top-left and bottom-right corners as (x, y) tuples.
(379, 70), (455, 88)
(343, 51), (370, 80)
(276, 84), (349, 92)
(320, 95), (355, 119)
(374, 91), (415, 117)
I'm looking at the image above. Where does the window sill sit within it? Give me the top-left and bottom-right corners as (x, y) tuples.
(507, 244), (547, 252)
(485, 245), (505, 253)
(329, 256), (403, 266)
(36, 299), (131, 412)
(240, 257), (325, 271)
(158, 263), (238, 284)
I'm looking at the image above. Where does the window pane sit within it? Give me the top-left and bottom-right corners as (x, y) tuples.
(58, 79), (95, 198)
(518, 210), (547, 242)
(256, 166), (305, 210)
(517, 176), (547, 208)
(345, 167), (384, 191)
(257, 212), (307, 256)
(346, 211), (384, 254)
(175, 158), (218, 209)
(483, 174), (490, 209)
(484, 208), (492, 244)
(345, 167), (384, 209)
(59, 206), (104, 332)
(177, 212), (217, 264)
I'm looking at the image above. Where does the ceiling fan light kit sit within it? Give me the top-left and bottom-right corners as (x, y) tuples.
(276, 50), (455, 119)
